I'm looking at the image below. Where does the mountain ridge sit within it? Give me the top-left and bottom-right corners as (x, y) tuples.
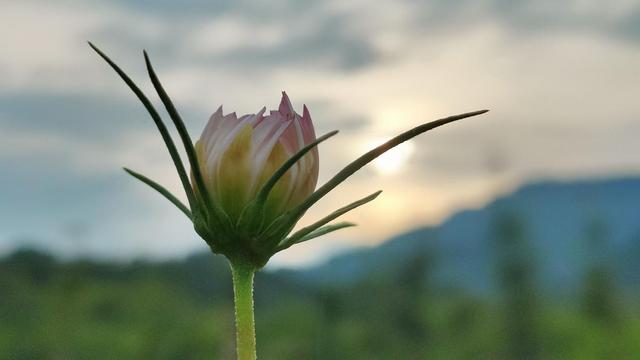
(290, 176), (640, 295)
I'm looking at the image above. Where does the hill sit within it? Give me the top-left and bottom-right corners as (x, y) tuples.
(295, 177), (640, 296)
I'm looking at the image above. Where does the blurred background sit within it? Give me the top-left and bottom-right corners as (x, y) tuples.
(1, 0), (640, 358)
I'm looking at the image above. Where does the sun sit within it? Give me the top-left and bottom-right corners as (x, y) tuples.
(366, 138), (415, 175)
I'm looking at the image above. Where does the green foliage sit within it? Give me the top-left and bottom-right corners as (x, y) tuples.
(580, 218), (620, 324)
(491, 211), (541, 359)
(1, 244), (638, 359)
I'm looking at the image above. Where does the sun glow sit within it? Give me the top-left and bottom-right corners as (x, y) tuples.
(366, 138), (415, 175)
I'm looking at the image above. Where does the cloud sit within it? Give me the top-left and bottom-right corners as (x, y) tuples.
(407, 0), (640, 47)
(196, 13), (379, 71)
(0, 92), (148, 137)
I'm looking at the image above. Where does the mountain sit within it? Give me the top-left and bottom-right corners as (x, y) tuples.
(293, 177), (640, 296)
(6, 176), (639, 298)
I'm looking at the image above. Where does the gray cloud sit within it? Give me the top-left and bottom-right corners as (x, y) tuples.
(0, 93), (146, 138)
(298, 99), (369, 133)
(110, 0), (296, 18)
(208, 13), (379, 71)
(415, 0), (640, 44)
(0, 90), (210, 141)
(90, 0), (378, 72)
(616, 9), (640, 40)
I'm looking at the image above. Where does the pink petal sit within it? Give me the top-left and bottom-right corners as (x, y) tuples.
(279, 117), (302, 153)
(252, 109), (282, 152)
(252, 106), (267, 128)
(250, 115), (291, 189)
(200, 106), (223, 151)
(299, 105), (319, 172)
(278, 91), (296, 120)
(206, 112), (253, 173)
(204, 111), (237, 154)
(301, 104), (317, 145)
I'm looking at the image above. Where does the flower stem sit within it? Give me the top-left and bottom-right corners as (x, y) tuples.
(231, 260), (257, 360)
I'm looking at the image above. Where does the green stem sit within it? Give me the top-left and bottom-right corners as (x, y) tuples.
(231, 260), (257, 360)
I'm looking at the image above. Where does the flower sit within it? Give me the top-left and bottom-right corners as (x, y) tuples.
(90, 42), (487, 268)
(194, 92), (319, 224)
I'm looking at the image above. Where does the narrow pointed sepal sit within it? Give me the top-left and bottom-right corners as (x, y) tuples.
(124, 168), (192, 220)
(143, 51), (214, 213)
(285, 222), (356, 247)
(88, 42), (197, 211)
(289, 110), (488, 220)
(276, 190), (382, 251)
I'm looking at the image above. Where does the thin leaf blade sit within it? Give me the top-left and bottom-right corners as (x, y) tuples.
(124, 168), (192, 219)
(278, 190), (382, 251)
(142, 51), (214, 214)
(292, 222), (356, 245)
(290, 110), (488, 220)
(88, 42), (197, 212)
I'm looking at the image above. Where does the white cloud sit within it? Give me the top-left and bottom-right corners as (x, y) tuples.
(0, 1), (165, 94)
(185, 16), (286, 56)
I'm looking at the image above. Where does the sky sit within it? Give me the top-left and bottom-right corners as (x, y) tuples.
(1, 0), (640, 267)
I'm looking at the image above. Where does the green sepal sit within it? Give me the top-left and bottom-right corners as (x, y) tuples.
(283, 222), (356, 247)
(124, 167), (192, 220)
(277, 190), (381, 251)
(142, 50), (229, 231)
(234, 200), (263, 238)
(88, 42), (198, 212)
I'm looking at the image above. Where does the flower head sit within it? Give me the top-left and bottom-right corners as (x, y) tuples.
(90, 42), (488, 268)
(194, 92), (318, 224)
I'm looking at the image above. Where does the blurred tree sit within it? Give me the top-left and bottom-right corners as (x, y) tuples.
(314, 287), (344, 359)
(621, 229), (640, 291)
(5, 240), (640, 359)
(4, 248), (56, 285)
(580, 218), (619, 324)
(492, 211), (540, 359)
(391, 251), (434, 346)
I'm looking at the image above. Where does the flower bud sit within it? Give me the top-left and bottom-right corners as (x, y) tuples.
(92, 42), (487, 268)
(194, 92), (319, 224)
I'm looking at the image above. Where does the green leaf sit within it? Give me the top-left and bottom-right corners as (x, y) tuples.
(277, 190), (382, 251)
(287, 222), (356, 246)
(88, 42), (197, 212)
(124, 168), (192, 220)
(289, 110), (488, 220)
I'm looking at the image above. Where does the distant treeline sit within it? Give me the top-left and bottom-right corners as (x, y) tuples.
(2, 210), (640, 359)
